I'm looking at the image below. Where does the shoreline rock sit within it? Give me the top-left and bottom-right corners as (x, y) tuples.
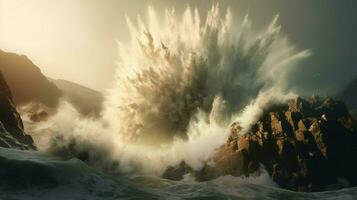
(163, 96), (357, 192)
(0, 72), (36, 150)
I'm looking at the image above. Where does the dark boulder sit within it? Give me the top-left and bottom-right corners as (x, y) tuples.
(197, 148), (251, 181)
(162, 162), (194, 180)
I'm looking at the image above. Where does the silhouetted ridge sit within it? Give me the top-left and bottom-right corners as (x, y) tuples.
(49, 78), (104, 116)
(0, 50), (61, 108)
(0, 49), (104, 117)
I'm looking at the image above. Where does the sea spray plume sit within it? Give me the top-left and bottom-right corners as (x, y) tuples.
(26, 101), (228, 174)
(105, 5), (311, 144)
(25, 5), (310, 175)
(234, 89), (298, 135)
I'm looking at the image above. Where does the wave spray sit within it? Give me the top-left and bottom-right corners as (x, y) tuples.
(26, 5), (310, 175)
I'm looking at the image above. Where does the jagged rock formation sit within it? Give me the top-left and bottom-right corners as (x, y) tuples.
(0, 50), (61, 108)
(163, 97), (357, 192)
(0, 72), (36, 150)
(49, 79), (104, 116)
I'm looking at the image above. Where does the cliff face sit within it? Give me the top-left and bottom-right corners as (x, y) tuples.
(0, 50), (61, 108)
(163, 97), (357, 192)
(0, 72), (36, 150)
(0, 50), (104, 118)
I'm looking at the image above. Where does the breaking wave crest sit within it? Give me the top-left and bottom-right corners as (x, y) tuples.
(25, 5), (310, 175)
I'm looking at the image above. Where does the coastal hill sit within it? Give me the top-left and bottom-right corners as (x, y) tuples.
(0, 50), (103, 117)
(0, 50), (61, 108)
(49, 78), (104, 116)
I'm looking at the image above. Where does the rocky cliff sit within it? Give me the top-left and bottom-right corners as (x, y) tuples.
(0, 50), (104, 117)
(0, 72), (36, 150)
(163, 96), (357, 192)
(0, 50), (61, 108)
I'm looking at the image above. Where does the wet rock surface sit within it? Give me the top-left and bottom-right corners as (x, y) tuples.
(163, 96), (357, 192)
(0, 72), (36, 150)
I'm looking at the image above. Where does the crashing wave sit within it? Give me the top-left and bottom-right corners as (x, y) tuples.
(104, 5), (310, 144)
(26, 5), (310, 174)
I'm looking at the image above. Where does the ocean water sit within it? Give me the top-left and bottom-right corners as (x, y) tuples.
(0, 147), (356, 200)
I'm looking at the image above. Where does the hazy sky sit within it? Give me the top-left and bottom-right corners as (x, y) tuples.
(0, 0), (356, 94)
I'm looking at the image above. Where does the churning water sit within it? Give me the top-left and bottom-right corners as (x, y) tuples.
(1, 148), (357, 200)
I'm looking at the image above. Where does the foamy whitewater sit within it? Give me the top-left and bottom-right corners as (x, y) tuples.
(5, 5), (356, 200)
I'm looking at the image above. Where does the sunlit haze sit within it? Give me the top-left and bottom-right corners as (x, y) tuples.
(1, 0), (356, 92)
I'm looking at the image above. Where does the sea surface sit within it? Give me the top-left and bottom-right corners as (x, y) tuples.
(0, 147), (356, 200)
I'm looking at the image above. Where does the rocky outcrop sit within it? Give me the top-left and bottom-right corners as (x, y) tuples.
(163, 96), (357, 192)
(0, 50), (61, 108)
(0, 72), (36, 150)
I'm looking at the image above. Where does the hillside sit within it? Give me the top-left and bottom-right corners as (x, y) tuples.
(0, 50), (104, 117)
(50, 79), (104, 116)
(0, 50), (61, 107)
